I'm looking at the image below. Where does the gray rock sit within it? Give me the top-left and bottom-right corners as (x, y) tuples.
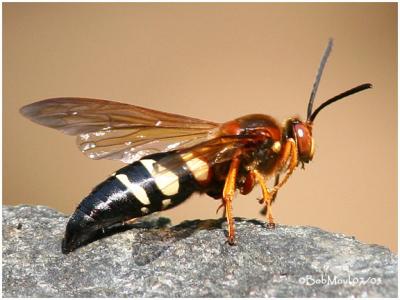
(2, 205), (397, 297)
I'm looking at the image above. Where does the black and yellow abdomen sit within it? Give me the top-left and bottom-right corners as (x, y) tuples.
(62, 151), (203, 253)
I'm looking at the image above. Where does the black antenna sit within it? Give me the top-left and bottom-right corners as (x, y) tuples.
(307, 39), (333, 120)
(308, 83), (372, 123)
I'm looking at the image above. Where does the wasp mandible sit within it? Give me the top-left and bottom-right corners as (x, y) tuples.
(20, 39), (372, 253)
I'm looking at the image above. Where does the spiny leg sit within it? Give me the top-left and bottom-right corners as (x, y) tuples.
(222, 153), (241, 245)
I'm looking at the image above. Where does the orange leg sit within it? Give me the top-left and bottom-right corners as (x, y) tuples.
(271, 138), (298, 195)
(260, 174), (279, 216)
(222, 154), (241, 245)
(253, 170), (275, 228)
(271, 174), (280, 204)
(255, 138), (299, 227)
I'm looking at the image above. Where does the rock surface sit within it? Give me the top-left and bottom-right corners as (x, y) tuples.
(2, 205), (398, 297)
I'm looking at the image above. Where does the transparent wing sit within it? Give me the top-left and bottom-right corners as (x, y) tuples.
(20, 97), (220, 163)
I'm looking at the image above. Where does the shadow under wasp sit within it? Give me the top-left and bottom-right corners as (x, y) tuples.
(20, 39), (372, 253)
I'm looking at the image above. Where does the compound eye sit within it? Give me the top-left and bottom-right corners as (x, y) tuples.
(293, 123), (314, 162)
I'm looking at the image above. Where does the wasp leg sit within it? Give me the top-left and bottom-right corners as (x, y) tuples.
(255, 138), (298, 228)
(222, 154), (241, 245)
(253, 170), (276, 228)
(260, 174), (280, 216)
(271, 138), (298, 195)
(271, 174), (280, 204)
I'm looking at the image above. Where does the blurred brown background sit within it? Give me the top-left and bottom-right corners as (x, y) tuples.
(4, 3), (397, 251)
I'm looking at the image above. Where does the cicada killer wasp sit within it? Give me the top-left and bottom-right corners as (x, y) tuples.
(20, 39), (372, 253)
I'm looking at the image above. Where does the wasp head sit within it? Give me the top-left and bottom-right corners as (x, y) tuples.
(284, 118), (314, 164)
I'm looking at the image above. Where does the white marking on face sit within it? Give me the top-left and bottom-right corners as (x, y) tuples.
(162, 199), (172, 209)
(183, 156), (209, 181)
(297, 128), (304, 137)
(141, 207), (150, 214)
(116, 174), (150, 205)
(140, 159), (179, 196)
